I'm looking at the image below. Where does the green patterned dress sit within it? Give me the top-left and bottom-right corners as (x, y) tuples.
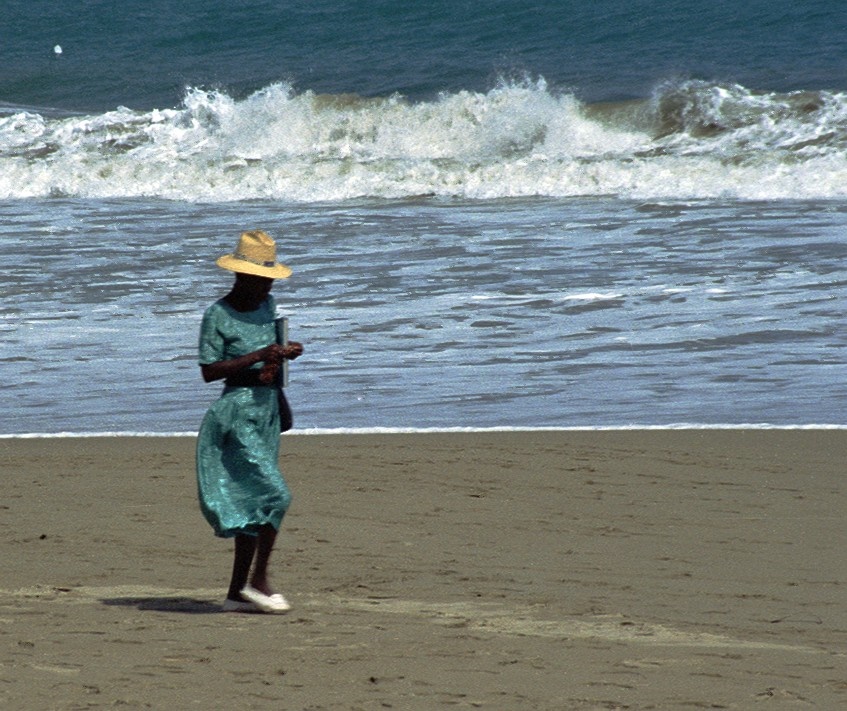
(195, 296), (291, 538)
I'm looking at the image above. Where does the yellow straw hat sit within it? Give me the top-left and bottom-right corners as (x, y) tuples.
(215, 230), (292, 279)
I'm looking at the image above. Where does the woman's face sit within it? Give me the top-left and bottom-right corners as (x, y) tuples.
(236, 273), (274, 300)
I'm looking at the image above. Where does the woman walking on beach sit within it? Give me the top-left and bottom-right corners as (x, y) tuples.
(196, 230), (303, 613)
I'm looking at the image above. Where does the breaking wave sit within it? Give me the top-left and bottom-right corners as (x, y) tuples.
(2, 78), (847, 202)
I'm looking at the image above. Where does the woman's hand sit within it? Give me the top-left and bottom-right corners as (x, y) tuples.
(257, 344), (284, 363)
(256, 342), (304, 384)
(258, 360), (280, 384)
(260, 342), (304, 362)
(282, 341), (304, 360)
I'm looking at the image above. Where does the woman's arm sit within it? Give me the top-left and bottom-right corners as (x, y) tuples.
(201, 342), (303, 383)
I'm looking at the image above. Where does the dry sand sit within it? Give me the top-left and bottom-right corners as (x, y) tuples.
(0, 430), (844, 710)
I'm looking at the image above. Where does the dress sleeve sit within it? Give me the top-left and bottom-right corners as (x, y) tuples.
(198, 304), (226, 365)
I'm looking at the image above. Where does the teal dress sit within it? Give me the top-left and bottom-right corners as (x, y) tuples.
(196, 296), (291, 538)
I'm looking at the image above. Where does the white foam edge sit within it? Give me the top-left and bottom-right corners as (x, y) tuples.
(2, 424), (847, 439)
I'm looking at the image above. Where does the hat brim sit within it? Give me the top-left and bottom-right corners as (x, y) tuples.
(216, 254), (292, 279)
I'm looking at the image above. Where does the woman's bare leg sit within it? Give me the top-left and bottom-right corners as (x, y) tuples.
(249, 524), (278, 595)
(227, 534), (257, 601)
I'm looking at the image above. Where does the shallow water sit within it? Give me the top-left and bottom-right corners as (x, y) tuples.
(3, 196), (846, 434)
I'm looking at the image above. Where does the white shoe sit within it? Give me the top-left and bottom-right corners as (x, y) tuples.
(241, 585), (291, 613)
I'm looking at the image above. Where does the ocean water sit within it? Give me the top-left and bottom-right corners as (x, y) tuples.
(2, 1), (847, 434)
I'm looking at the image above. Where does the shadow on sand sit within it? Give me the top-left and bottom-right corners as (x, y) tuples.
(100, 596), (222, 614)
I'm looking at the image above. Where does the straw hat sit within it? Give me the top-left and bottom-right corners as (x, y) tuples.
(216, 230), (292, 279)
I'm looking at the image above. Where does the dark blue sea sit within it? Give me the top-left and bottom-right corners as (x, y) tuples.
(3, 1), (847, 434)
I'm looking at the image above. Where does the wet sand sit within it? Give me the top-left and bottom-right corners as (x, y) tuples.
(1, 431), (844, 709)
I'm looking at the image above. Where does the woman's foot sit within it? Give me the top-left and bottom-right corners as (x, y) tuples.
(241, 585), (291, 613)
(247, 573), (277, 597)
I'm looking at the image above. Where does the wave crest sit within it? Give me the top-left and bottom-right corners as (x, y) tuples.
(650, 79), (847, 153)
(2, 79), (847, 201)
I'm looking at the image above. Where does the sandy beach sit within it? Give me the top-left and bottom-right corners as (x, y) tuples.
(0, 430), (844, 710)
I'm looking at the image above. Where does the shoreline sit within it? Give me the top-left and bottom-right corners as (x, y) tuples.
(3, 423), (847, 439)
(1, 430), (844, 709)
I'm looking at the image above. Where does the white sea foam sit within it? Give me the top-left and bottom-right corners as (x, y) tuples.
(2, 79), (847, 201)
(563, 292), (624, 302)
(2, 424), (846, 439)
